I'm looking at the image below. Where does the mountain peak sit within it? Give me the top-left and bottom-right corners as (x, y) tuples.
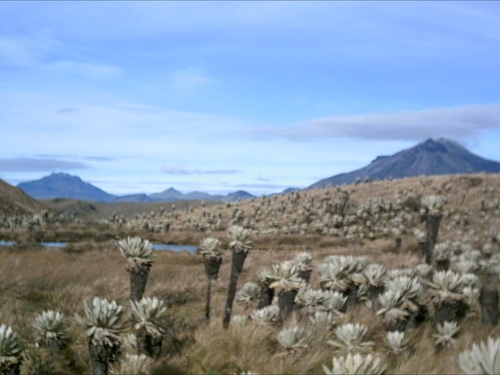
(18, 173), (116, 202)
(418, 138), (448, 153)
(309, 138), (500, 189)
(47, 172), (83, 181)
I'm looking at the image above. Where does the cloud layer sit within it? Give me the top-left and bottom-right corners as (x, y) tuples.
(252, 104), (500, 142)
(160, 166), (241, 175)
(0, 158), (88, 172)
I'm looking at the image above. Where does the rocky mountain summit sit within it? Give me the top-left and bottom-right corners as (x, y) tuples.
(309, 138), (500, 189)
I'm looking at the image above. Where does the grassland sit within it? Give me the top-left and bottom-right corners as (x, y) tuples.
(0, 173), (499, 374)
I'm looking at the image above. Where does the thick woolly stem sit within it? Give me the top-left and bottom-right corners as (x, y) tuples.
(205, 278), (212, 321)
(88, 342), (119, 375)
(278, 289), (298, 324)
(433, 300), (459, 325)
(425, 213), (442, 265)
(222, 249), (248, 329)
(130, 265), (151, 302)
(395, 237), (402, 254)
(136, 326), (162, 360)
(480, 283), (499, 326)
(203, 254), (222, 280)
(257, 283), (274, 310)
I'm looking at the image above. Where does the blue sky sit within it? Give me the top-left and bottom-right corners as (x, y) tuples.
(1, 1), (500, 196)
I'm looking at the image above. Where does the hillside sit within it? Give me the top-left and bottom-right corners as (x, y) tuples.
(41, 197), (220, 221)
(309, 138), (500, 189)
(110, 172), (500, 251)
(0, 178), (47, 215)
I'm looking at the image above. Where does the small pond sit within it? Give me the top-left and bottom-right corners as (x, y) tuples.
(152, 244), (198, 253)
(0, 240), (197, 253)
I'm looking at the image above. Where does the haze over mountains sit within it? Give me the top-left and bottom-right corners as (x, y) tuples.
(13, 138), (500, 202)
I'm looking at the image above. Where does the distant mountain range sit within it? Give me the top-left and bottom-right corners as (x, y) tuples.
(17, 173), (256, 203)
(13, 138), (500, 202)
(309, 138), (500, 189)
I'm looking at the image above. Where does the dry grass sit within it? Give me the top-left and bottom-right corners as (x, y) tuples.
(1, 173), (499, 374)
(0, 238), (498, 374)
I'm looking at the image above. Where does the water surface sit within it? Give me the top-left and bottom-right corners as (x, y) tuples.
(0, 240), (197, 253)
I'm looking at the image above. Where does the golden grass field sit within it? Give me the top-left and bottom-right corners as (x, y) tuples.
(1, 173), (499, 374)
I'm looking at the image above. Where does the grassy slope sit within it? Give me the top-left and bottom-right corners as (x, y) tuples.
(41, 198), (220, 221)
(0, 179), (47, 215)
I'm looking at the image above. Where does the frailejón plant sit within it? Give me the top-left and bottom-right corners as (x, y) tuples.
(384, 331), (409, 355)
(131, 297), (168, 359)
(429, 270), (467, 324)
(250, 305), (280, 326)
(0, 324), (22, 375)
(269, 261), (305, 322)
(235, 282), (262, 308)
(223, 225), (252, 328)
(433, 321), (460, 348)
(328, 323), (373, 353)
(117, 236), (155, 301)
(199, 237), (223, 280)
(33, 310), (67, 350)
(75, 297), (125, 375)
(276, 326), (308, 354)
(322, 353), (386, 375)
(199, 237), (223, 320)
(309, 311), (337, 331)
(458, 336), (500, 374)
(377, 291), (410, 332)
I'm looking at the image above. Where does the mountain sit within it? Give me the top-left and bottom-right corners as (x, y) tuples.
(114, 194), (151, 203)
(142, 188), (255, 202)
(223, 190), (255, 202)
(149, 188), (186, 202)
(0, 179), (47, 215)
(17, 173), (117, 203)
(17, 173), (256, 203)
(309, 138), (500, 189)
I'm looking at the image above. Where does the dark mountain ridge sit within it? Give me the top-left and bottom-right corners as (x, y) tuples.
(17, 173), (256, 203)
(309, 138), (500, 189)
(17, 173), (117, 203)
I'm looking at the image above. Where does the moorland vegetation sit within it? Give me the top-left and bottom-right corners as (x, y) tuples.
(0, 173), (499, 374)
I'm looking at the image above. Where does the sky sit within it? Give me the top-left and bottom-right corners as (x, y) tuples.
(1, 1), (500, 196)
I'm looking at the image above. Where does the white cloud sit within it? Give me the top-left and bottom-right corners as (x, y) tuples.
(251, 104), (500, 142)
